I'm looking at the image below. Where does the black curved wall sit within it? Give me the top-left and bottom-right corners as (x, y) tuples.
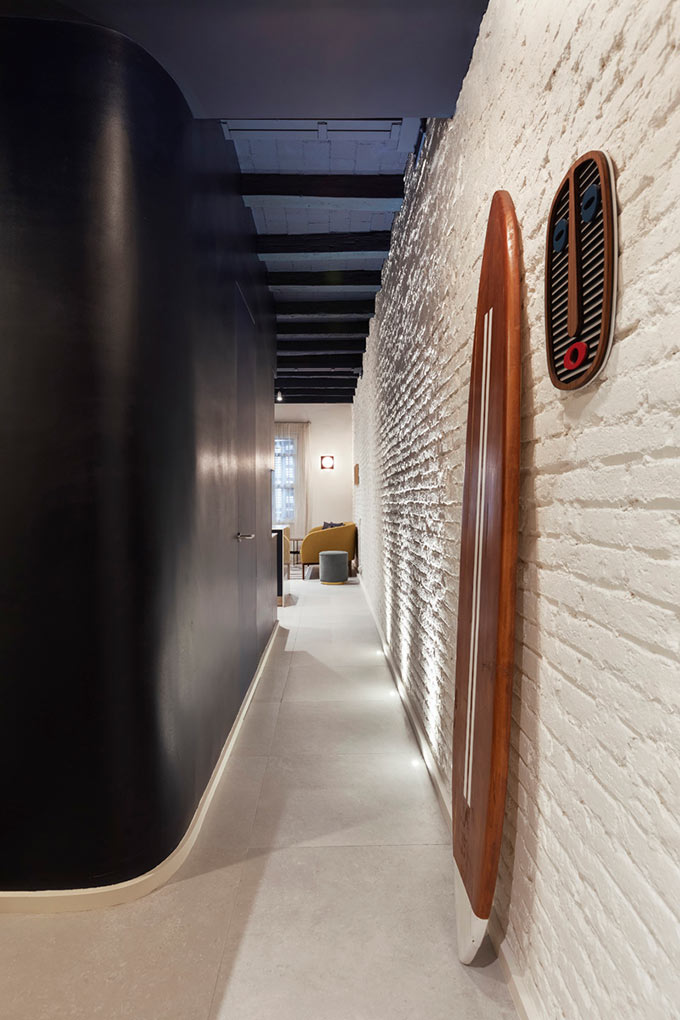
(0, 18), (276, 889)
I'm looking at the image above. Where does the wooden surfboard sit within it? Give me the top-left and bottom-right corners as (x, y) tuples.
(452, 190), (522, 964)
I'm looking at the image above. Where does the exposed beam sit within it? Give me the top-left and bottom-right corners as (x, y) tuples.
(225, 120), (407, 143)
(280, 393), (355, 402)
(276, 376), (357, 389)
(279, 389), (358, 397)
(278, 382), (356, 392)
(277, 321), (369, 337)
(246, 197), (400, 213)
(277, 340), (366, 356)
(264, 252), (386, 268)
(277, 332), (366, 342)
(276, 354), (363, 370)
(276, 368), (359, 379)
(276, 300), (374, 320)
(269, 270), (381, 287)
(277, 393), (354, 401)
(277, 377), (356, 387)
(257, 231), (390, 255)
(277, 376), (356, 383)
(277, 337), (365, 350)
(242, 175), (403, 198)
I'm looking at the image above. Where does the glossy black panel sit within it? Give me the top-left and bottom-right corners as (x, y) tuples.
(0, 18), (275, 889)
(236, 287), (259, 695)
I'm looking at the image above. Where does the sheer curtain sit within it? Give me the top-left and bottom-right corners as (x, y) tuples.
(274, 421), (310, 539)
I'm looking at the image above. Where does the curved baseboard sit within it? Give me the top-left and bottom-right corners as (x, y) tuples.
(0, 621), (280, 914)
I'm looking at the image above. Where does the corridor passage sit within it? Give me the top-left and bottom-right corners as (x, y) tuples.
(1, 578), (515, 1019)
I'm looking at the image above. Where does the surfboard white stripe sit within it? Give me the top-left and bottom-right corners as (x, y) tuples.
(463, 306), (493, 805)
(463, 311), (488, 802)
(467, 305), (493, 801)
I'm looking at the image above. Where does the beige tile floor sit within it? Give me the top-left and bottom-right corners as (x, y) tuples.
(0, 578), (516, 1019)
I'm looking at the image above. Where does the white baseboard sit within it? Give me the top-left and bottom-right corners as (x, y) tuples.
(359, 577), (540, 1020)
(0, 620), (281, 914)
(488, 912), (543, 1020)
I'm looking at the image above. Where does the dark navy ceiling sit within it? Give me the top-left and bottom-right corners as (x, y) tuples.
(57, 1), (488, 119)
(26, 0), (489, 401)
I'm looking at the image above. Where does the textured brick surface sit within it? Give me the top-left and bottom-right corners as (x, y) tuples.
(353, 1), (680, 1015)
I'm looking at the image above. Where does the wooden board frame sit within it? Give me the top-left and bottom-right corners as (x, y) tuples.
(452, 190), (522, 964)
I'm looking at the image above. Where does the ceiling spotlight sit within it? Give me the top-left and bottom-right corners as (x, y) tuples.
(320, 455), (335, 470)
(276, 390), (283, 402)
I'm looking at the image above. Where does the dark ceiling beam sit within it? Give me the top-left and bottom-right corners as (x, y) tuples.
(269, 270), (381, 287)
(277, 387), (357, 397)
(278, 382), (355, 390)
(277, 321), (369, 337)
(277, 332), (366, 343)
(276, 300), (375, 320)
(277, 382), (356, 393)
(277, 354), (363, 370)
(279, 393), (355, 402)
(242, 174), (403, 199)
(277, 340), (366, 356)
(276, 376), (357, 388)
(257, 231), (390, 255)
(276, 368), (359, 379)
(277, 333), (366, 344)
(277, 395), (354, 403)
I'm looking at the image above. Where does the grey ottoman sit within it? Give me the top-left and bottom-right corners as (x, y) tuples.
(319, 549), (349, 585)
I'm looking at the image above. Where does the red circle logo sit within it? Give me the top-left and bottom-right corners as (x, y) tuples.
(564, 342), (587, 372)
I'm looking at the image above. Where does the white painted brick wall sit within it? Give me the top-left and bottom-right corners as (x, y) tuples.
(353, 1), (680, 1015)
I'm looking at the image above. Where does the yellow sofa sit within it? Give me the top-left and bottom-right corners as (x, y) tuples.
(300, 522), (357, 579)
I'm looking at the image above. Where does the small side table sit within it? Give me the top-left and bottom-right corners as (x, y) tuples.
(319, 549), (349, 585)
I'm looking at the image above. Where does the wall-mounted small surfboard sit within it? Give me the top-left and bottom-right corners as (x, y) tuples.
(452, 190), (521, 965)
(545, 150), (618, 390)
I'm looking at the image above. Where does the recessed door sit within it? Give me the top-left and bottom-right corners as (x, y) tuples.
(236, 285), (258, 696)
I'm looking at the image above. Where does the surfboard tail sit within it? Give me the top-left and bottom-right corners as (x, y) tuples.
(454, 859), (488, 965)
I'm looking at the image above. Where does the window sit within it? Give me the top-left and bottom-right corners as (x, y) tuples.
(273, 421), (309, 536)
(274, 436), (296, 524)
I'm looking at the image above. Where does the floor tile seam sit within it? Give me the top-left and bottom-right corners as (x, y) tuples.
(262, 717), (281, 757)
(266, 751), (422, 758)
(250, 700), (282, 758)
(258, 650), (294, 678)
(235, 754), (272, 860)
(284, 661), (391, 668)
(281, 631), (300, 657)
(281, 679), (393, 685)
(275, 697), (405, 705)
(204, 753), (274, 1020)
(282, 669), (394, 677)
(204, 860), (248, 1020)
(241, 754), (272, 846)
(280, 698), (401, 705)
(277, 653), (294, 702)
(246, 840), (452, 850)
(262, 751), (431, 760)
(268, 650), (296, 675)
(242, 842), (453, 853)
(284, 664), (389, 671)
(275, 660), (294, 703)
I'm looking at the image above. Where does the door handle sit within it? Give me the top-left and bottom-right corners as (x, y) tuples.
(236, 532), (255, 541)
